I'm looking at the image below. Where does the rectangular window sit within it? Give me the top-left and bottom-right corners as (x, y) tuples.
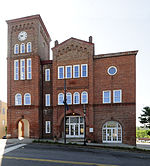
(45, 69), (50, 81)
(81, 64), (88, 77)
(66, 66), (72, 78)
(45, 94), (50, 106)
(20, 59), (25, 80)
(14, 60), (19, 80)
(73, 65), (80, 78)
(113, 90), (122, 103)
(45, 121), (51, 133)
(58, 66), (64, 79)
(103, 91), (111, 103)
(2, 120), (5, 126)
(27, 58), (32, 80)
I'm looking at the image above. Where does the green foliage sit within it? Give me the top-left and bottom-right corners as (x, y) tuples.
(136, 129), (150, 138)
(139, 106), (150, 128)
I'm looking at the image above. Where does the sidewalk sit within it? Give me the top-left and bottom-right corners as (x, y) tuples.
(1, 138), (150, 151)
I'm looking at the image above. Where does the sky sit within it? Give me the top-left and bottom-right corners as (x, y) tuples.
(0, 0), (150, 126)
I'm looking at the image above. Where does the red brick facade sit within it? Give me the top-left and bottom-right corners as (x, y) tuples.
(7, 15), (138, 145)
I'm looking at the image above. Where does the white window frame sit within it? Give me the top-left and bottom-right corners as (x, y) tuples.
(27, 42), (32, 53)
(73, 92), (80, 104)
(81, 91), (88, 104)
(81, 64), (88, 77)
(58, 66), (64, 79)
(14, 44), (19, 54)
(103, 90), (111, 104)
(15, 93), (22, 105)
(113, 90), (122, 103)
(58, 93), (64, 105)
(66, 92), (72, 105)
(45, 121), (51, 133)
(27, 58), (32, 80)
(45, 69), (50, 81)
(24, 93), (31, 105)
(65, 66), (72, 79)
(45, 94), (50, 106)
(14, 60), (19, 80)
(20, 59), (25, 80)
(73, 65), (80, 78)
(20, 43), (25, 53)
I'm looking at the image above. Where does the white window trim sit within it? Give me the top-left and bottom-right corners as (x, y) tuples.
(65, 65), (72, 79)
(58, 93), (64, 105)
(107, 66), (117, 76)
(14, 60), (19, 80)
(27, 58), (32, 80)
(15, 93), (22, 105)
(45, 121), (51, 133)
(45, 69), (50, 81)
(20, 59), (25, 80)
(66, 92), (72, 105)
(81, 91), (88, 104)
(24, 93), (31, 105)
(27, 42), (32, 53)
(45, 94), (50, 106)
(73, 92), (80, 104)
(58, 66), (64, 79)
(20, 43), (25, 53)
(103, 90), (111, 104)
(14, 44), (19, 54)
(73, 65), (80, 78)
(113, 90), (122, 103)
(81, 64), (88, 77)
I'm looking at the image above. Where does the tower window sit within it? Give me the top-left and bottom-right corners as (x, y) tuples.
(66, 66), (72, 79)
(58, 66), (64, 79)
(14, 44), (19, 54)
(103, 91), (111, 103)
(27, 58), (32, 80)
(45, 69), (50, 81)
(24, 93), (31, 105)
(73, 65), (80, 78)
(27, 42), (32, 53)
(15, 93), (22, 105)
(45, 94), (50, 106)
(14, 60), (19, 80)
(81, 91), (88, 104)
(20, 59), (25, 80)
(20, 43), (25, 53)
(81, 64), (88, 77)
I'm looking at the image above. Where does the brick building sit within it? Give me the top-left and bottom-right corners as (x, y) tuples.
(6, 15), (138, 145)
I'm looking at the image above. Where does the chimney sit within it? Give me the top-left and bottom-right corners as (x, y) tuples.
(89, 36), (92, 43)
(55, 40), (59, 47)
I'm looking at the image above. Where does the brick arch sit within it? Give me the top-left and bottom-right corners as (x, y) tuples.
(57, 109), (89, 126)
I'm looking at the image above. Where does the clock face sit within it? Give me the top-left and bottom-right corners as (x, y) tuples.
(18, 31), (27, 41)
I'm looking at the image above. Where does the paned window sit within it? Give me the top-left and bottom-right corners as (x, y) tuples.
(20, 43), (25, 53)
(58, 66), (64, 79)
(103, 91), (111, 103)
(14, 60), (19, 80)
(45, 94), (50, 106)
(15, 93), (22, 105)
(66, 66), (72, 78)
(2, 108), (5, 115)
(113, 90), (122, 103)
(58, 93), (64, 105)
(20, 59), (25, 80)
(24, 93), (31, 105)
(27, 58), (32, 80)
(66, 92), (72, 105)
(14, 44), (19, 54)
(45, 121), (51, 133)
(27, 42), (32, 53)
(45, 69), (50, 81)
(81, 91), (88, 104)
(81, 64), (88, 77)
(73, 92), (80, 104)
(73, 65), (80, 78)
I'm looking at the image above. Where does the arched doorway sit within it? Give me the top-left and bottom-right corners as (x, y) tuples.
(18, 119), (29, 138)
(102, 121), (122, 143)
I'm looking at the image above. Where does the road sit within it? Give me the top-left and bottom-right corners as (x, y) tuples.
(1, 143), (150, 166)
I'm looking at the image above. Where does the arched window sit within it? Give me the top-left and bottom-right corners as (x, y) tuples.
(102, 121), (122, 143)
(73, 92), (80, 104)
(27, 42), (32, 53)
(58, 93), (64, 105)
(81, 91), (88, 104)
(20, 43), (25, 53)
(15, 93), (22, 105)
(66, 92), (72, 105)
(24, 93), (31, 105)
(14, 44), (19, 54)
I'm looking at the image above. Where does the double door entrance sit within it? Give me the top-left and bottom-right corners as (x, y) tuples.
(66, 116), (84, 138)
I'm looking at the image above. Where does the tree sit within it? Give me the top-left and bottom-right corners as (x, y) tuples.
(139, 106), (150, 136)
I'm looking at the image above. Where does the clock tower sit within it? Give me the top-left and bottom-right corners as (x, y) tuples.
(6, 15), (51, 138)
